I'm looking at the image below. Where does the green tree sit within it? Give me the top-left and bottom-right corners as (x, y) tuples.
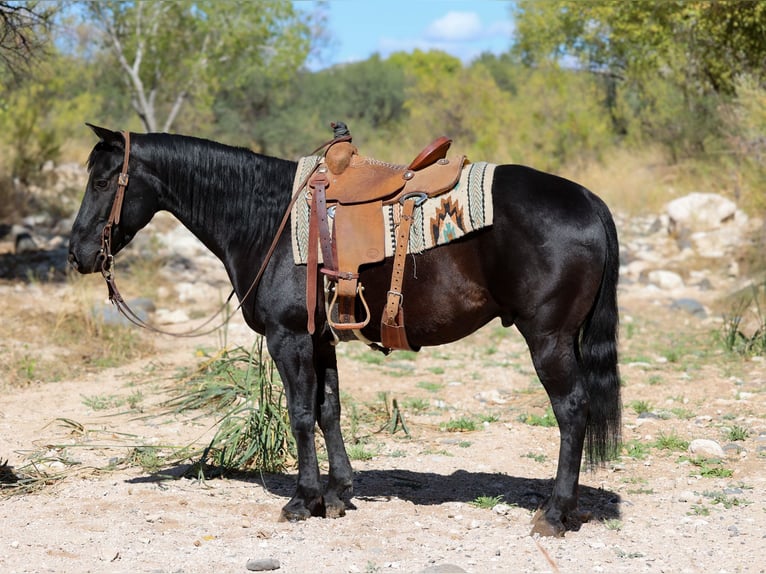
(512, 1), (766, 158)
(512, 0), (766, 95)
(80, 0), (312, 132)
(232, 54), (408, 157)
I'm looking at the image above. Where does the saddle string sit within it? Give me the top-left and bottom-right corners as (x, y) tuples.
(98, 131), (339, 338)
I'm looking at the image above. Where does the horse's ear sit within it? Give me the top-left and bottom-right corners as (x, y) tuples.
(86, 123), (123, 146)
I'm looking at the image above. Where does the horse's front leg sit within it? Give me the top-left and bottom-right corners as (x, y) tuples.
(527, 334), (590, 537)
(315, 342), (353, 518)
(267, 330), (324, 521)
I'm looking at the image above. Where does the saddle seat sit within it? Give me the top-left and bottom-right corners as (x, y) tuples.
(306, 129), (466, 352)
(321, 136), (459, 205)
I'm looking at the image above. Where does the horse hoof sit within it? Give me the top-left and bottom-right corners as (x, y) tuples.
(529, 509), (565, 538)
(280, 497), (321, 522)
(279, 507), (311, 523)
(323, 495), (347, 519)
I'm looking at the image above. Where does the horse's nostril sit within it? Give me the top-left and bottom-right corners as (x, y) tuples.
(67, 252), (79, 270)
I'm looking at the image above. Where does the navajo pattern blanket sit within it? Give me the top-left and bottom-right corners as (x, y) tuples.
(290, 156), (496, 265)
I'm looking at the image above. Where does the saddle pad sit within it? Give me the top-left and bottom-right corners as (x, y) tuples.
(290, 156), (496, 265)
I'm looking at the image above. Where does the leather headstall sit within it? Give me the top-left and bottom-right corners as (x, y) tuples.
(98, 130), (131, 279)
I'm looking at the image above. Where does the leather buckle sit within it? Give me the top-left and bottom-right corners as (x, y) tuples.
(399, 192), (428, 207)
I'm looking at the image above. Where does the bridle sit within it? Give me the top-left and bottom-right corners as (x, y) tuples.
(95, 130), (334, 337)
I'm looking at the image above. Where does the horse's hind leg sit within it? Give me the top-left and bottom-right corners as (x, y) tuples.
(525, 333), (589, 537)
(315, 344), (354, 518)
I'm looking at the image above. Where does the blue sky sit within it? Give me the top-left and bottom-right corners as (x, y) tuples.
(301, 1), (515, 70)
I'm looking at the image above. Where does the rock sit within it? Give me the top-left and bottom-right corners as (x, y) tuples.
(670, 298), (707, 318)
(666, 192), (737, 233)
(95, 304), (145, 327)
(688, 438), (725, 459)
(647, 270), (684, 290)
(245, 557), (280, 571)
(14, 231), (37, 254)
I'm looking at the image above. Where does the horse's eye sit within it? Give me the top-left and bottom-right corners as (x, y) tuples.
(94, 179), (109, 191)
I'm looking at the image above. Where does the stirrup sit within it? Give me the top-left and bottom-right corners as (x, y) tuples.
(327, 284), (371, 331)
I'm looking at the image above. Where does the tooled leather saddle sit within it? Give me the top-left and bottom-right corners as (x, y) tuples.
(306, 122), (466, 351)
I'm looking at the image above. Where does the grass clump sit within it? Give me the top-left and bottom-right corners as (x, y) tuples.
(653, 431), (689, 452)
(471, 494), (504, 509)
(442, 417), (478, 432)
(517, 407), (557, 428)
(724, 425), (749, 442)
(165, 337), (294, 473)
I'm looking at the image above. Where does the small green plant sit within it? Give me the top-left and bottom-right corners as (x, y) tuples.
(347, 443), (377, 461)
(688, 504), (710, 516)
(123, 446), (165, 473)
(603, 518), (623, 531)
(623, 439), (649, 460)
(518, 407), (557, 427)
(81, 394), (123, 411)
(442, 417), (478, 432)
(401, 397), (429, 411)
(477, 414), (499, 423)
(653, 431), (689, 451)
(629, 400), (653, 415)
(471, 494), (503, 509)
(725, 425), (749, 441)
(685, 457), (734, 478)
(703, 490), (752, 509)
(670, 407), (695, 420)
(416, 381), (443, 393)
(523, 452), (547, 463)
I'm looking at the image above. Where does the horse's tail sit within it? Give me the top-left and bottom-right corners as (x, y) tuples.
(580, 198), (621, 465)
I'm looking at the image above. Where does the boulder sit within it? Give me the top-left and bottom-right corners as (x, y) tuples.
(666, 192), (737, 233)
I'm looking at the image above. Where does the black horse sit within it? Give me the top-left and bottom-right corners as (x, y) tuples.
(68, 125), (621, 537)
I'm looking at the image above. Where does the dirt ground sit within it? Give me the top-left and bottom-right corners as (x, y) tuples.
(1, 222), (765, 574)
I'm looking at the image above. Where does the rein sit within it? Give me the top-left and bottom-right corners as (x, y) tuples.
(97, 131), (331, 338)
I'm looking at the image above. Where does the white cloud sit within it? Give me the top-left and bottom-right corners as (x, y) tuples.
(425, 11), (483, 42)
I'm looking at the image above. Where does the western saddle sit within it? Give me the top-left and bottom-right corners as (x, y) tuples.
(306, 122), (466, 351)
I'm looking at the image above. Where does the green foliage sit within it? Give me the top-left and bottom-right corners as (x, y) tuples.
(629, 400), (653, 416)
(685, 457), (734, 479)
(512, 1), (766, 162)
(725, 425), (750, 442)
(518, 407), (558, 428)
(470, 494), (503, 509)
(165, 339), (294, 473)
(512, 1), (766, 95)
(653, 431), (689, 452)
(237, 54), (407, 156)
(441, 417), (478, 432)
(80, 0), (311, 132)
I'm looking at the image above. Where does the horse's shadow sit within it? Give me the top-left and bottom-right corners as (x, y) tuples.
(129, 466), (621, 523)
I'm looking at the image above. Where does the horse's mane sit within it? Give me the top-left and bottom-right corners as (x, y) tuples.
(103, 132), (297, 253)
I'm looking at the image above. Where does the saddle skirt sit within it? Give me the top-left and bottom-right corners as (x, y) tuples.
(291, 157), (496, 265)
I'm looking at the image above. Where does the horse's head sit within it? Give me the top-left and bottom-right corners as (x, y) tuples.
(68, 124), (159, 274)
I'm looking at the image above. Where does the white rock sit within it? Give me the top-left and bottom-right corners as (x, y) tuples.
(647, 270), (684, 290)
(688, 438), (725, 459)
(666, 192), (737, 232)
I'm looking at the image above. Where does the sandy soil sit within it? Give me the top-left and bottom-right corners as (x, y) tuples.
(1, 229), (765, 574)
